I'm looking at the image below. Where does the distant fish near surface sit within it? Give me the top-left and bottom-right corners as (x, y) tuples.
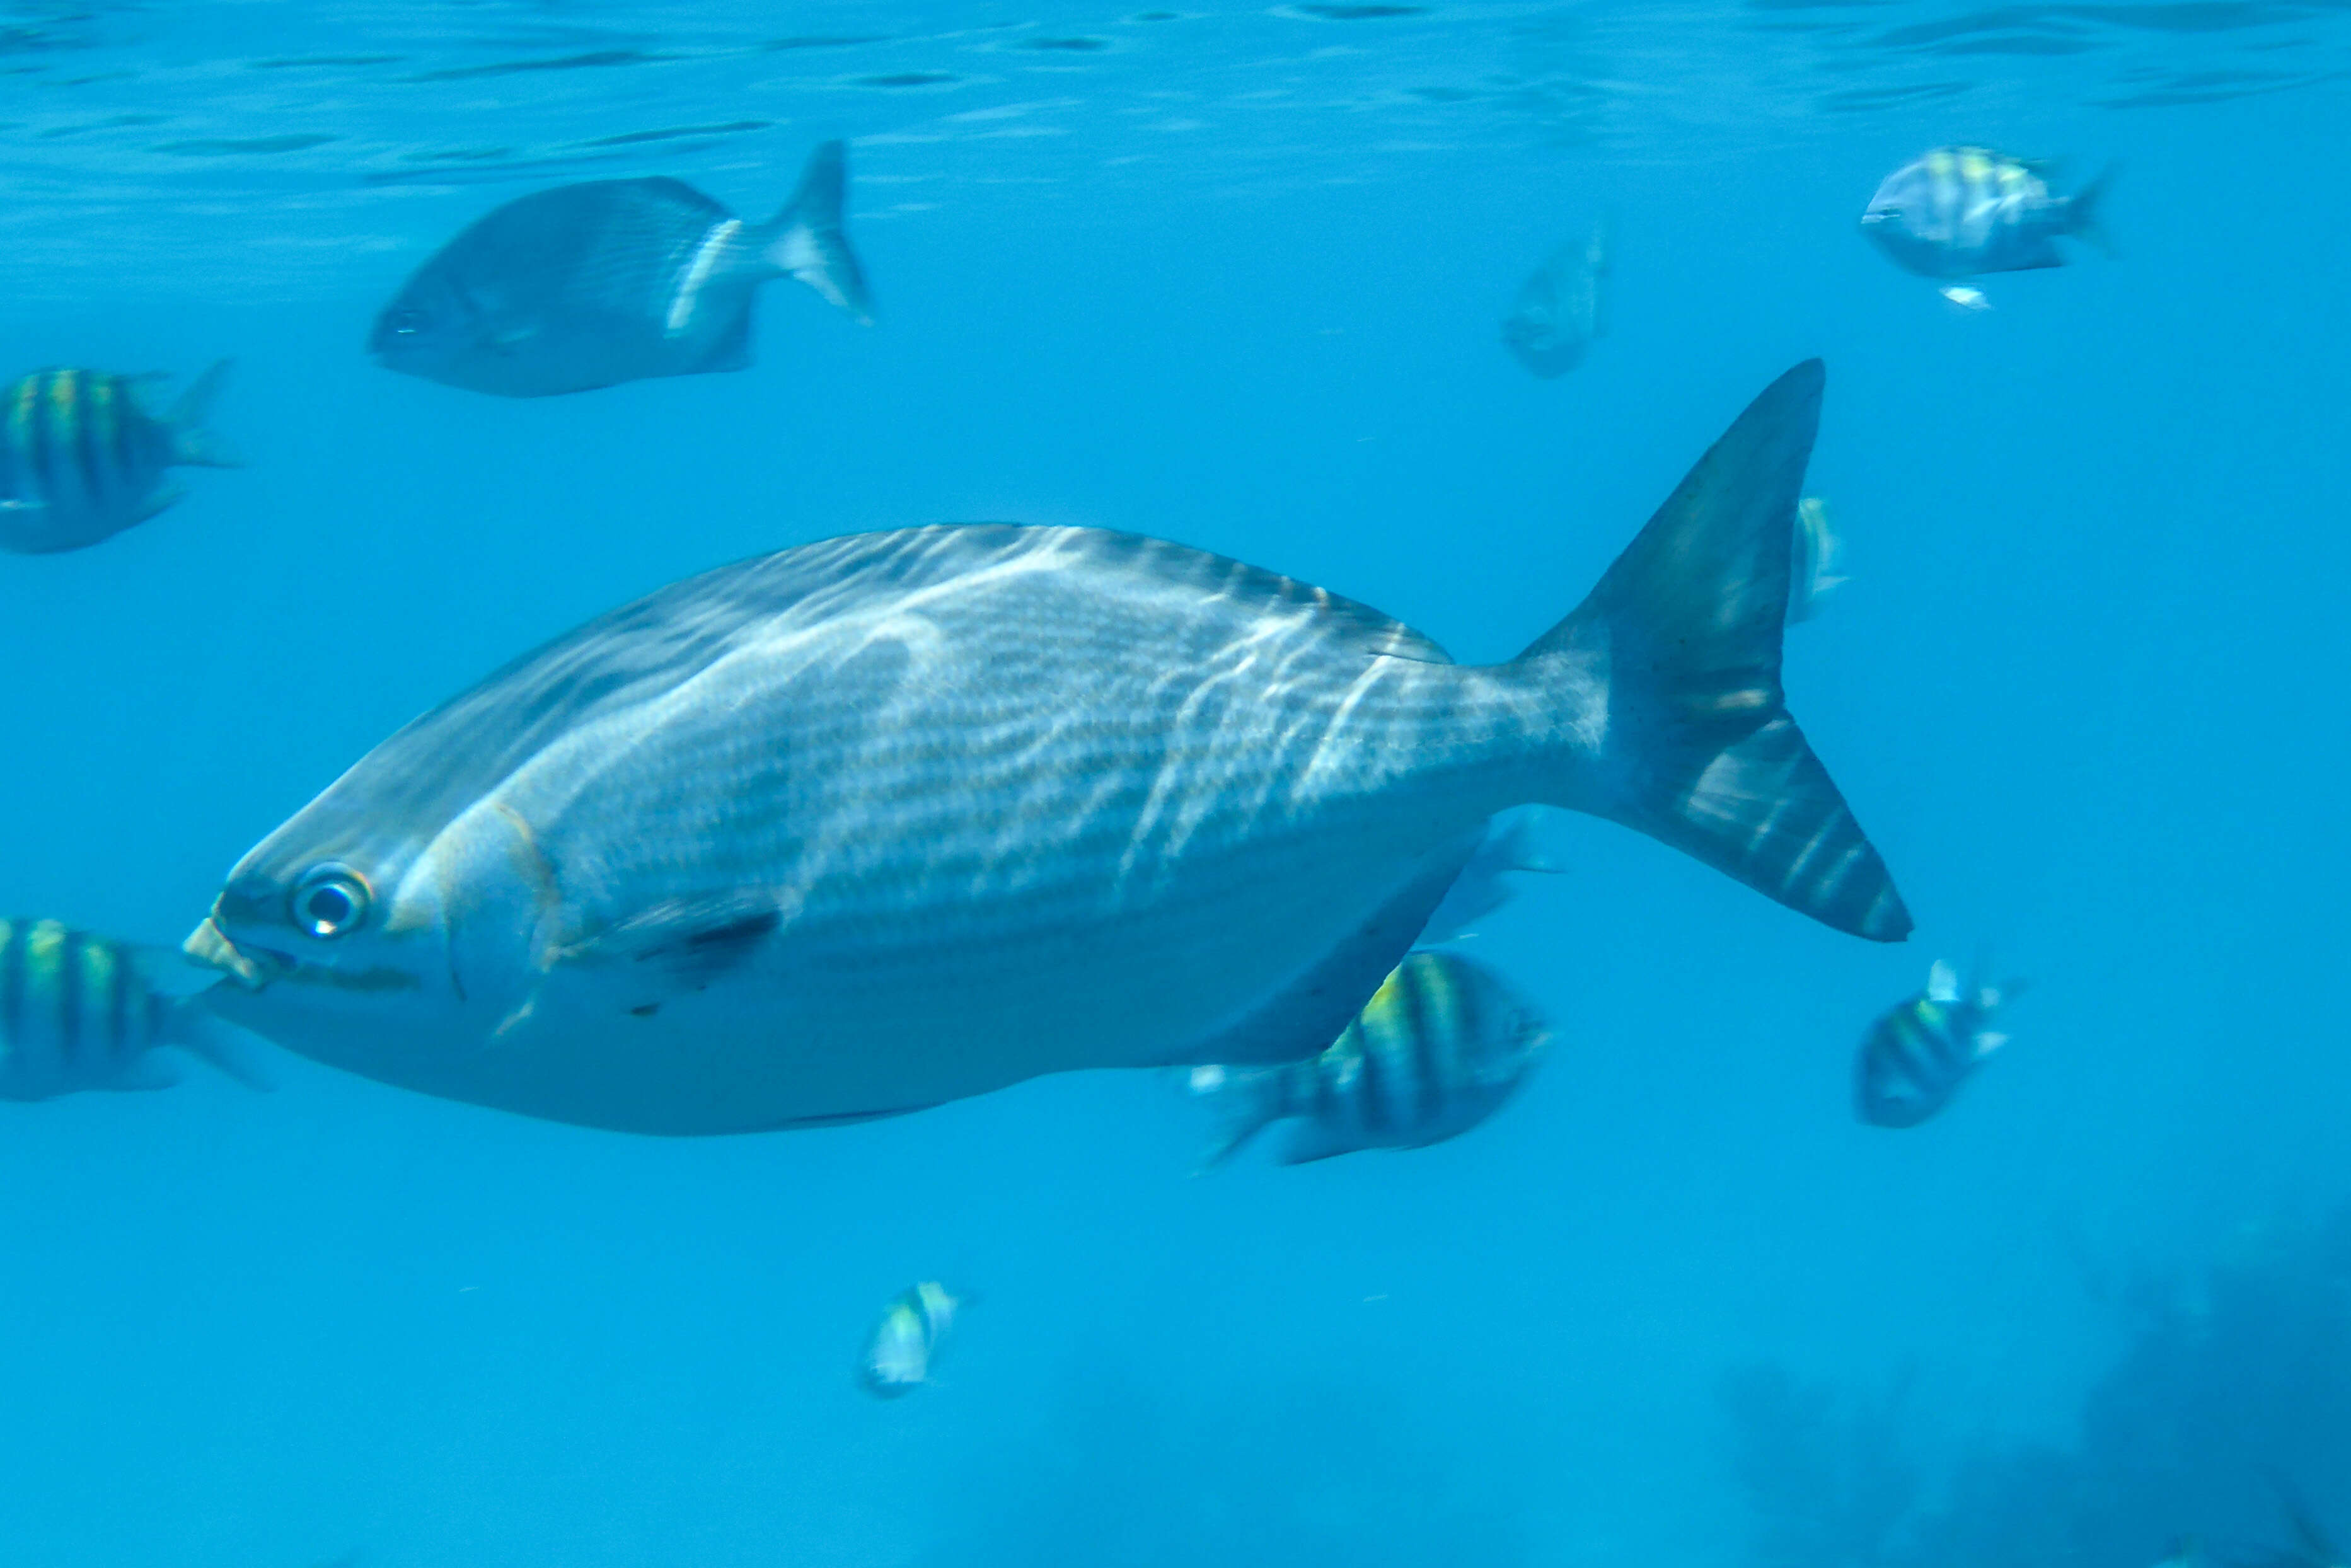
(1191, 950), (1550, 1166)
(1855, 958), (2021, 1128)
(1938, 285), (1992, 312)
(1786, 496), (1846, 625)
(182, 362), (1909, 1137)
(1414, 807), (1563, 945)
(370, 139), (871, 398)
(858, 1281), (962, 1398)
(1861, 146), (2114, 279)
(1501, 221), (1607, 378)
(0, 917), (267, 1101)
(0, 363), (236, 555)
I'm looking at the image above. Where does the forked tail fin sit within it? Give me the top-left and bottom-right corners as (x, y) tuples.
(166, 359), (240, 467)
(763, 140), (874, 324)
(2067, 163), (2120, 258)
(1511, 360), (1910, 941)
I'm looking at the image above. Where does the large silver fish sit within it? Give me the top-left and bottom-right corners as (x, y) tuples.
(369, 141), (870, 398)
(183, 362), (1908, 1135)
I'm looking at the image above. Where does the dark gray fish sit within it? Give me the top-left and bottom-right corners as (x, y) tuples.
(1191, 950), (1549, 1165)
(369, 141), (870, 398)
(181, 363), (1908, 1136)
(0, 917), (266, 1100)
(1855, 959), (2019, 1127)
(0, 363), (236, 555)
(858, 1281), (962, 1398)
(1861, 146), (2114, 280)
(1501, 221), (1607, 379)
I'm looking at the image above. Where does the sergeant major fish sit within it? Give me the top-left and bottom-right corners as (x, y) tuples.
(1855, 957), (2021, 1128)
(1861, 146), (2114, 280)
(0, 363), (236, 555)
(1501, 221), (1608, 379)
(1190, 950), (1549, 1165)
(182, 360), (1909, 1136)
(0, 917), (265, 1100)
(858, 1281), (962, 1398)
(369, 141), (870, 398)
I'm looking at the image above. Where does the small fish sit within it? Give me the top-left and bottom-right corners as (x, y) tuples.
(1938, 285), (1992, 312)
(1415, 807), (1563, 945)
(1501, 220), (1608, 378)
(0, 363), (236, 555)
(0, 917), (267, 1101)
(1861, 147), (2114, 279)
(371, 140), (871, 398)
(1855, 957), (2021, 1127)
(1191, 950), (1550, 1165)
(1786, 497), (1846, 625)
(858, 1281), (962, 1399)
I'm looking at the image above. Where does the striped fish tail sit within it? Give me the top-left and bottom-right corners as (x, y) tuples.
(1510, 361), (1910, 942)
(761, 141), (872, 325)
(1191, 1062), (1292, 1168)
(163, 360), (240, 467)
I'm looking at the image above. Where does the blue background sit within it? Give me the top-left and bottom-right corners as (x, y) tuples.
(0, 4), (2343, 1564)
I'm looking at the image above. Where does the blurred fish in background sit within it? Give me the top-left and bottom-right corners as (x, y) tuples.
(0, 916), (268, 1100)
(1191, 950), (1551, 1167)
(370, 139), (870, 398)
(1786, 497), (1847, 625)
(1414, 807), (1564, 945)
(0, 362), (235, 555)
(859, 1281), (964, 1400)
(1500, 220), (1608, 378)
(1854, 957), (2023, 1128)
(2248, 1475), (2345, 1568)
(1861, 146), (2115, 281)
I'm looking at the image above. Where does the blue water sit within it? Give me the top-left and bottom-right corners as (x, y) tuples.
(3, 3), (2347, 1564)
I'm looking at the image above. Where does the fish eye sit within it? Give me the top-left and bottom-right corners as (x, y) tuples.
(289, 865), (373, 939)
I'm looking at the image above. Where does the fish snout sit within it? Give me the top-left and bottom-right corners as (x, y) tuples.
(182, 911), (292, 990)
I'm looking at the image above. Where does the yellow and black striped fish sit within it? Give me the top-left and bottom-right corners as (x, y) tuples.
(0, 917), (265, 1100)
(1860, 146), (2114, 280)
(857, 1280), (964, 1399)
(0, 362), (236, 555)
(1854, 959), (2022, 1127)
(1191, 950), (1551, 1166)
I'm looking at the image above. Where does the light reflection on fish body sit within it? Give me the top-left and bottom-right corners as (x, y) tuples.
(185, 364), (1909, 1136)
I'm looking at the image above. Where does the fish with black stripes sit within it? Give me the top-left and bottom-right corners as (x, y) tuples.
(858, 1281), (964, 1399)
(1861, 146), (2115, 280)
(0, 363), (236, 555)
(1189, 950), (1549, 1165)
(370, 140), (871, 398)
(0, 917), (267, 1100)
(1854, 957), (2022, 1128)
(180, 361), (1909, 1136)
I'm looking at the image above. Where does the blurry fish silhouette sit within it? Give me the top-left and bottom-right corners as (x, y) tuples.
(1861, 146), (2115, 280)
(0, 362), (236, 555)
(1938, 284), (1993, 312)
(2248, 1473), (2346, 1568)
(1855, 957), (2022, 1127)
(858, 1281), (963, 1398)
(1786, 497), (1847, 625)
(0, 916), (269, 1100)
(1501, 220), (1607, 378)
(1414, 807), (1564, 945)
(1191, 950), (1550, 1165)
(371, 140), (871, 397)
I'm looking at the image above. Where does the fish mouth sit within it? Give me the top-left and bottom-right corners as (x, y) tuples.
(182, 914), (294, 991)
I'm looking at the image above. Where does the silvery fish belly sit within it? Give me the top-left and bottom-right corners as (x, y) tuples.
(187, 362), (1910, 1135)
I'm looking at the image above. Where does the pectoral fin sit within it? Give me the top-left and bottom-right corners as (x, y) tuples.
(558, 892), (781, 990)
